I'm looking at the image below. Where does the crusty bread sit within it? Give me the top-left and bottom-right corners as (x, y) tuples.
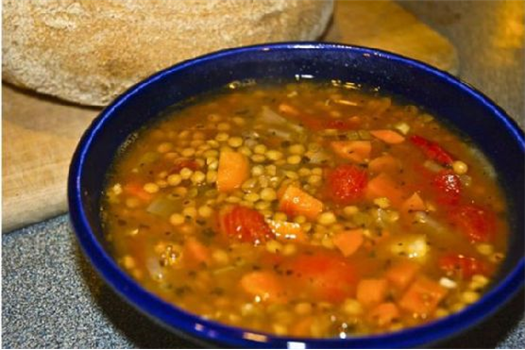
(2, 0), (333, 106)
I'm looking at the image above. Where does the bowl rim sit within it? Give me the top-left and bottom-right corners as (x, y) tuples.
(68, 42), (524, 348)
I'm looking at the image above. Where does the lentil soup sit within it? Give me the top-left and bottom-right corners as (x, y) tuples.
(102, 82), (508, 338)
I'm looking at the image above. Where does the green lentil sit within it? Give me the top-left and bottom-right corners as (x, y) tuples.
(169, 213), (185, 226)
(143, 183), (159, 194)
(254, 201), (271, 210)
(252, 154), (266, 163)
(287, 155), (302, 165)
(289, 144), (306, 155)
(217, 122), (231, 131)
(254, 144), (268, 154)
(190, 171), (206, 184)
(273, 212), (288, 222)
(266, 150), (284, 161)
(182, 207), (197, 219)
(215, 132), (229, 142)
(228, 137), (243, 148)
(180, 167), (193, 179)
(198, 205), (214, 218)
(318, 212), (337, 225)
(260, 188), (277, 201)
(307, 174), (322, 185)
(206, 170), (218, 184)
(244, 193), (260, 202)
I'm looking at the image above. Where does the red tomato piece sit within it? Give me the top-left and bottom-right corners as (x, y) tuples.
(219, 205), (274, 245)
(287, 254), (358, 303)
(409, 135), (454, 166)
(325, 164), (368, 204)
(439, 253), (489, 279)
(432, 170), (462, 206)
(324, 119), (355, 130)
(449, 204), (497, 243)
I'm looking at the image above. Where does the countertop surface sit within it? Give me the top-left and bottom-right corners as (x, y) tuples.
(3, 1), (524, 348)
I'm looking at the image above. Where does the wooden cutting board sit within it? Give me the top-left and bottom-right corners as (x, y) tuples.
(2, 0), (458, 232)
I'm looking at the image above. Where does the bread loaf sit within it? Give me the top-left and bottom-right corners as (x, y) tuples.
(2, 0), (333, 106)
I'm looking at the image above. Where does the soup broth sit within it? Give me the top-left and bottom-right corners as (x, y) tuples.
(102, 82), (508, 337)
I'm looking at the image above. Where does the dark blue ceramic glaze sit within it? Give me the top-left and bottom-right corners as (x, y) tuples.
(68, 43), (524, 348)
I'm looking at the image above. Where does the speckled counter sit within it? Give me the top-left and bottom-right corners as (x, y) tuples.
(3, 1), (525, 348)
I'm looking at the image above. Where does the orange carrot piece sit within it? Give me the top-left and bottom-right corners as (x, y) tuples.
(332, 229), (364, 257)
(356, 278), (389, 307)
(217, 151), (249, 193)
(267, 220), (306, 242)
(401, 192), (426, 214)
(240, 271), (287, 303)
(385, 260), (421, 290)
(183, 238), (211, 266)
(124, 182), (153, 202)
(330, 140), (372, 163)
(399, 276), (448, 316)
(278, 185), (323, 220)
(368, 155), (400, 173)
(370, 130), (405, 144)
(369, 302), (401, 327)
(366, 173), (405, 207)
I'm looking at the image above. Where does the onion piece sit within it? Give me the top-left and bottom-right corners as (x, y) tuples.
(146, 196), (180, 217)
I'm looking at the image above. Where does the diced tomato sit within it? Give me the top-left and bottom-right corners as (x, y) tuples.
(449, 204), (497, 243)
(325, 164), (368, 205)
(286, 253), (358, 303)
(432, 170), (462, 206)
(439, 253), (489, 279)
(410, 135), (454, 166)
(324, 119), (357, 131)
(218, 205), (274, 244)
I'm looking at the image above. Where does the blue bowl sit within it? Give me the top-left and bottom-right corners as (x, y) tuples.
(68, 42), (524, 348)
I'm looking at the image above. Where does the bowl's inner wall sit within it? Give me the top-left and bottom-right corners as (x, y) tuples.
(81, 46), (524, 282)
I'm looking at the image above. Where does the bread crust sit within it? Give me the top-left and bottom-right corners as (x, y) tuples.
(2, 0), (333, 106)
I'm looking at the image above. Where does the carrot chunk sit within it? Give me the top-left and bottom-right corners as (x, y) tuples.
(369, 302), (401, 327)
(399, 276), (448, 316)
(370, 130), (405, 144)
(356, 278), (389, 307)
(267, 220), (306, 242)
(240, 271), (287, 303)
(330, 140), (372, 163)
(183, 238), (211, 266)
(287, 254), (358, 303)
(332, 229), (364, 257)
(385, 260), (421, 290)
(368, 155), (400, 173)
(217, 151), (249, 192)
(366, 173), (405, 207)
(124, 182), (153, 202)
(401, 192), (426, 214)
(278, 185), (323, 220)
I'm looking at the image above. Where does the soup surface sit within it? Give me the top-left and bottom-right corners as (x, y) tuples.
(102, 82), (508, 338)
